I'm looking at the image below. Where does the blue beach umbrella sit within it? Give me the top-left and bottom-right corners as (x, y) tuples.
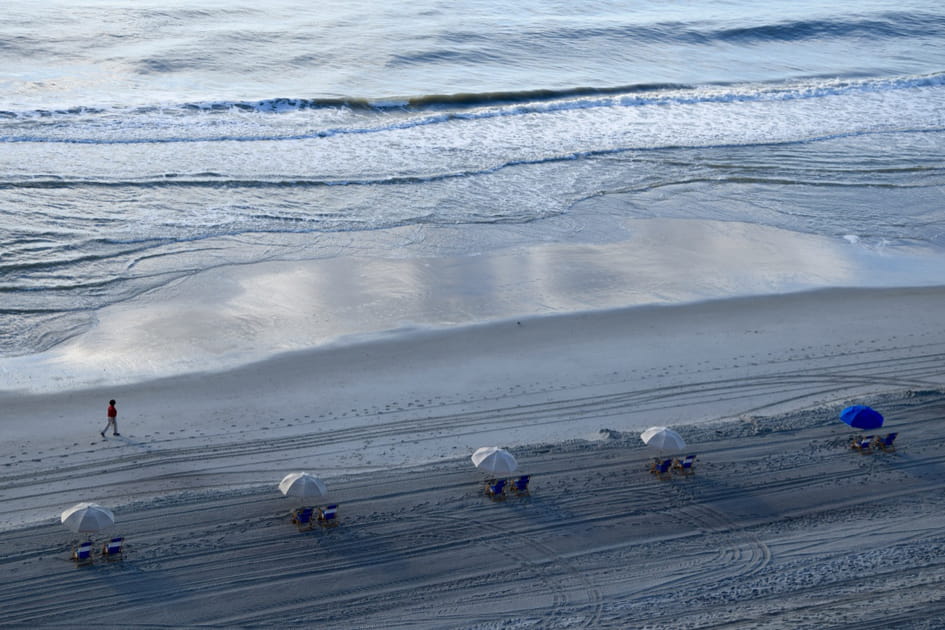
(839, 405), (884, 430)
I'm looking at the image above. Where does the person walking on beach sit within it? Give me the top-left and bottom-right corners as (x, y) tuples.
(101, 399), (119, 437)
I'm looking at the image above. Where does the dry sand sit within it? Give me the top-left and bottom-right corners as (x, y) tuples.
(2, 286), (945, 628)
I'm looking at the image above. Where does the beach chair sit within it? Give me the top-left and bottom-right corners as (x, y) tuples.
(850, 436), (874, 454)
(101, 536), (124, 559)
(875, 432), (898, 452)
(291, 506), (315, 530)
(72, 541), (94, 565)
(485, 479), (507, 500)
(317, 504), (339, 527)
(652, 459), (673, 479)
(509, 475), (530, 496)
(673, 454), (697, 475)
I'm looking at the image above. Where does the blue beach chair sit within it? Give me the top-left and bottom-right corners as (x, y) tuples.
(101, 536), (124, 559)
(318, 504), (338, 527)
(291, 507), (315, 530)
(850, 436), (874, 453)
(674, 454), (697, 475)
(485, 479), (507, 499)
(72, 541), (94, 565)
(875, 432), (898, 452)
(650, 459), (672, 479)
(510, 475), (531, 496)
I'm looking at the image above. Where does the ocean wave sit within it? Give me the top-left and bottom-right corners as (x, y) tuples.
(1, 72), (943, 146)
(1, 72), (941, 118)
(229, 71), (945, 114)
(707, 11), (945, 43)
(386, 11), (945, 66)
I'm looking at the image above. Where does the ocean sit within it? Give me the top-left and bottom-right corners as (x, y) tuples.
(2, 1), (945, 388)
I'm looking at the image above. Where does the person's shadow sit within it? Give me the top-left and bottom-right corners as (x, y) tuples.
(106, 434), (154, 453)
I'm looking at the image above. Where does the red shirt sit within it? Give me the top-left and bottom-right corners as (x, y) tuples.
(107, 404), (117, 419)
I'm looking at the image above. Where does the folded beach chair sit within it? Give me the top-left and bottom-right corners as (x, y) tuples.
(875, 432), (898, 452)
(673, 454), (697, 475)
(509, 475), (530, 496)
(291, 506), (315, 530)
(485, 478), (507, 500)
(101, 536), (124, 559)
(72, 541), (94, 565)
(317, 504), (339, 527)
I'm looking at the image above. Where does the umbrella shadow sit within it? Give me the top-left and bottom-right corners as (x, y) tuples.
(861, 448), (945, 485)
(669, 470), (779, 528)
(278, 502), (420, 587)
(96, 561), (189, 604)
(60, 540), (189, 606)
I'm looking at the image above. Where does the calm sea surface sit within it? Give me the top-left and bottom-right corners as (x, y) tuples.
(2, 1), (945, 357)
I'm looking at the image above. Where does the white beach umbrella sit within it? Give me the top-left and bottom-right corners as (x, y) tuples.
(640, 427), (686, 452)
(471, 447), (518, 475)
(61, 502), (115, 534)
(279, 472), (328, 500)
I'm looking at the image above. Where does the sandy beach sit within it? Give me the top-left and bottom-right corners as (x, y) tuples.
(5, 2), (945, 628)
(2, 281), (945, 628)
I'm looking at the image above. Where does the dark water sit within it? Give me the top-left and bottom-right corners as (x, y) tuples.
(2, 1), (944, 357)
